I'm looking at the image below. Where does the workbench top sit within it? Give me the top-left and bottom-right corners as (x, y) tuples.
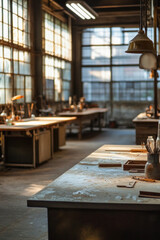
(133, 112), (159, 123)
(0, 116), (76, 131)
(58, 108), (108, 116)
(28, 145), (160, 210)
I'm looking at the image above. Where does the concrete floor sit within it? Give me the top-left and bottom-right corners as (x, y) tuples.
(0, 128), (135, 240)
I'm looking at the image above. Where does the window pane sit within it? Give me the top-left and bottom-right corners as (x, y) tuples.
(112, 81), (154, 102)
(0, 74), (4, 88)
(14, 61), (18, 73)
(5, 74), (12, 88)
(0, 89), (5, 103)
(15, 75), (24, 89)
(82, 46), (110, 65)
(62, 61), (71, 80)
(25, 76), (32, 88)
(112, 28), (123, 44)
(4, 59), (11, 73)
(0, 23), (2, 38)
(82, 28), (110, 45)
(6, 88), (12, 103)
(82, 67), (111, 82)
(46, 90), (53, 101)
(83, 82), (110, 102)
(25, 89), (32, 103)
(46, 79), (54, 89)
(112, 67), (149, 81)
(62, 90), (69, 101)
(0, 57), (3, 71)
(112, 45), (139, 64)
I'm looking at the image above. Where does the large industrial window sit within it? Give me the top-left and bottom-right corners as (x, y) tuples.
(82, 27), (158, 103)
(42, 12), (71, 102)
(0, 0), (32, 104)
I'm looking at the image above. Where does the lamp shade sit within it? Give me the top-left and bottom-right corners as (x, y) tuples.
(11, 95), (24, 101)
(126, 30), (155, 54)
(139, 53), (157, 70)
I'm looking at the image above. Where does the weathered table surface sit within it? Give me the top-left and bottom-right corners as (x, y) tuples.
(0, 116), (76, 131)
(28, 145), (160, 240)
(58, 108), (108, 139)
(28, 144), (160, 209)
(58, 108), (108, 116)
(133, 112), (159, 123)
(0, 116), (76, 168)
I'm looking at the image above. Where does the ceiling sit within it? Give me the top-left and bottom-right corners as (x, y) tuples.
(45, 0), (160, 28)
(51, 0), (144, 27)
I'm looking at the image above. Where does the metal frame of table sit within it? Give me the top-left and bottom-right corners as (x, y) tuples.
(28, 144), (160, 239)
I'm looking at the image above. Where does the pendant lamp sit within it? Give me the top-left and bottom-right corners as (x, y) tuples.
(126, 0), (155, 54)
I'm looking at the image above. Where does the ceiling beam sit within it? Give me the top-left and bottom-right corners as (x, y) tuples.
(73, 16), (139, 27)
(94, 4), (140, 9)
(87, 0), (140, 7)
(97, 11), (140, 17)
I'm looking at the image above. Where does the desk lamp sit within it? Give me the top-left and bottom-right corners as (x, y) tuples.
(11, 95), (24, 119)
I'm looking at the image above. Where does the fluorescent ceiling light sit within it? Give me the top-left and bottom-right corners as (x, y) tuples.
(66, 3), (85, 19)
(77, 3), (95, 19)
(66, 1), (98, 20)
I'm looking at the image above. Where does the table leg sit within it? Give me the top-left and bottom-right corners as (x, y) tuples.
(33, 130), (36, 168)
(90, 119), (93, 132)
(98, 113), (102, 131)
(1, 132), (4, 161)
(78, 121), (82, 140)
(69, 125), (72, 134)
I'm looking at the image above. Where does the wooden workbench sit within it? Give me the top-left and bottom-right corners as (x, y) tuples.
(58, 108), (108, 139)
(28, 144), (160, 240)
(133, 112), (159, 144)
(0, 116), (76, 167)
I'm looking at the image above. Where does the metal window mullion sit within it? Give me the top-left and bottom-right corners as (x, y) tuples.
(43, 55), (47, 100)
(60, 20), (62, 58)
(10, 0), (14, 98)
(43, 12), (47, 99)
(8, 0), (10, 42)
(2, 45), (7, 103)
(2, 0), (3, 39)
(60, 21), (62, 101)
(122, 27), (125, 44)
(24, 75), (26, 103)
(81, 44), (129, 47)
(110, 28), (113, 117)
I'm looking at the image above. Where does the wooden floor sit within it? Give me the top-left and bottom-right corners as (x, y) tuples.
(0, 128), (135, 240)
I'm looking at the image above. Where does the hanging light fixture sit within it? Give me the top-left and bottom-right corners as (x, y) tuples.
(66, 1), (98, 20)
(126, 0), (155, 54)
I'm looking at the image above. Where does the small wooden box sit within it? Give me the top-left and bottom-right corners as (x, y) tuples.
(123, 160), (146, 170)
